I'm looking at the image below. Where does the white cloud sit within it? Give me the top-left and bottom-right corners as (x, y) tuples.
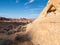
(29, 0), (34, 3)
(16, 0), (19, 3)
(24, 0), (34, 6)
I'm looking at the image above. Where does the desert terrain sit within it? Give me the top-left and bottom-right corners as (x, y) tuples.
(0, 17), (34, 45)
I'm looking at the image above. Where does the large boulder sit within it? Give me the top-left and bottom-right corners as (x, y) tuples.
(26, 0), (60, 45)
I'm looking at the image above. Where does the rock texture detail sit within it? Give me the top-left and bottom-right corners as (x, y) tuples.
(26, 0), (60, 45)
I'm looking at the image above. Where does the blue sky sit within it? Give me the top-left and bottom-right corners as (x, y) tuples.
(0, 0), (48, 18)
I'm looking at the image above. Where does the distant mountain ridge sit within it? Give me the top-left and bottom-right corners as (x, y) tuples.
(0, 17), (35, 23)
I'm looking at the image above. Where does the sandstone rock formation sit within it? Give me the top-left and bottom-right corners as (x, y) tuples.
(26, 0), (60, 45)
(0, 0), (60, 45)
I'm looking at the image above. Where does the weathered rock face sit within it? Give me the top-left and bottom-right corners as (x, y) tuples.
(26, 0), (60, 45)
